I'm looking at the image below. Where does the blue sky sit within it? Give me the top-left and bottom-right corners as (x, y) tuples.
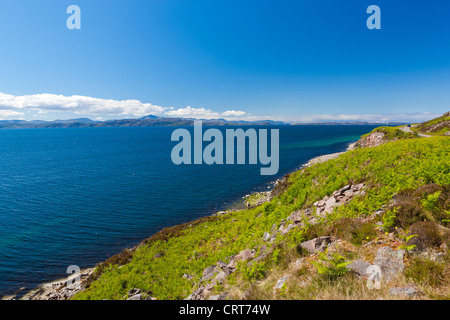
(0, 0), (449, 122)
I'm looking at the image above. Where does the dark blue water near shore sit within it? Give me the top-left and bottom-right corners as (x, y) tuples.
(0, 125), (378, 296)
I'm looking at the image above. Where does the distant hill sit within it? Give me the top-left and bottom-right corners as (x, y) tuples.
(0, 116), (286, 129)
(53, 118), (97, 124)
(293, 121), (409, 126)
(0, 115), (427, 129)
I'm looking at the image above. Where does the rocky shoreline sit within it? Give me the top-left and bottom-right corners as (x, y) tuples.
(2, 268), (95, 300)
(300, 142), (357, 168)
(9, 140), (360, 300)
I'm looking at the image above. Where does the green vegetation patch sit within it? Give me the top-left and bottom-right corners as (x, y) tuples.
(415, 113), (450, 135)
(405, 256), (447, 288)
(74, 136), (450, 300)
(360, 126), (418, 141)
(327, 218), (378, 246)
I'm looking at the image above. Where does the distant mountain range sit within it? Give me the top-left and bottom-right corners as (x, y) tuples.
(292, 121), (410, 126)
(0, 115), (409, 129)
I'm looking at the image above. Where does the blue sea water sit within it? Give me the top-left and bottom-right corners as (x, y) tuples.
(0, 125), (379, 296)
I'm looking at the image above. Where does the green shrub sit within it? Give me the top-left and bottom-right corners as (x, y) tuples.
(397, 233), (418, 252)
(311, 248), (351, 280)
(421, 191), (442, 211)
(241, 261), (266, 282)
(263, 202), (276, 215)
(392, 184), (449, 228)
(381, 207), (397, 232)
(327, 218), (377, 246)
(303, 223), (327, 241)
(405, 257), (445, 287)
(407, 221), (444, 251)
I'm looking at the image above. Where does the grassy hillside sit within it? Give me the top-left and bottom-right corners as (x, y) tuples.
(360, 126), (418, 140)
(414, 112), (450, 135)
(74, 134), (449, 300)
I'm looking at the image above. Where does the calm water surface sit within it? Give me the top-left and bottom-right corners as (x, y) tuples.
(0, 125), (378, 296)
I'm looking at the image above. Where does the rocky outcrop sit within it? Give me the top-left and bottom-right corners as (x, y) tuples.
(299, 236), (332, 254)
(286, 208), (311, 226)
(186, 245), (273, 300)
(185, 285), (213, 300)
(243, 191), (272, 208)
(274, 275), (290, 290)
(314, 184), (366, 216)
(373, 247), (405, 281)
(234, 249), (256, 262)
(354, 132), (385, 148)
(417, 118), (449, 134)
(21, 268), (94, 300)
(346, 260), (373, 278)
(126, 288), (155, 300)
(346, 247), (406, 282)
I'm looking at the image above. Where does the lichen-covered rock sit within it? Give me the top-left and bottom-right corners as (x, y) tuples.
(274, 275), (290, 290)
(201, 265), (221, 281)
(185, 285), (208, 300)
(373, 247), (405, 281)
(235, 249), (256, 262)
(211, 271), (227, 286)
(299, 236), (332, 254)
(354, 132), (385, 148)
(346, 260), (372, 278)
(314, 184), (365, 216)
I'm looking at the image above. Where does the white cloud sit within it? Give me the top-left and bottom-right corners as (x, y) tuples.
(290, 112), (442, 123)
(0, 92), (248, 121)
(198, 112), (443, 124)
(221, 110), (246, 117)
(0, 110), (24, 120)
(0, 92), (166, 117)
(0, 92), (444, 124)
(165, 106), (220, 119)
(165, 106), (247, 119)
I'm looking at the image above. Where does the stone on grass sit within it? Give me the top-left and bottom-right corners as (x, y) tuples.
(208, 293), (228, 300)
(212, 271), (227, 285)
(373, 247), (405, 281)
(235, 249), (256, 262)
(274, 275), (290, 290)
(201, 265), (221, 281)
(299, 236), (332, 254)
(346, 261), (372, 278)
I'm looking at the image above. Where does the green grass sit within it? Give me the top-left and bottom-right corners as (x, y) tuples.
(405, 256), (447, 287)
(74, 136), (450, 300)
(360, 126), (418, 141)
(414, 113), (450, 135)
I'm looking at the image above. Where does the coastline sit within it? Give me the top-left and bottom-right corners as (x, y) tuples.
(18, 268), (95, 301)
(12, 140), (359, 300)
(299, 141), (356, 169)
